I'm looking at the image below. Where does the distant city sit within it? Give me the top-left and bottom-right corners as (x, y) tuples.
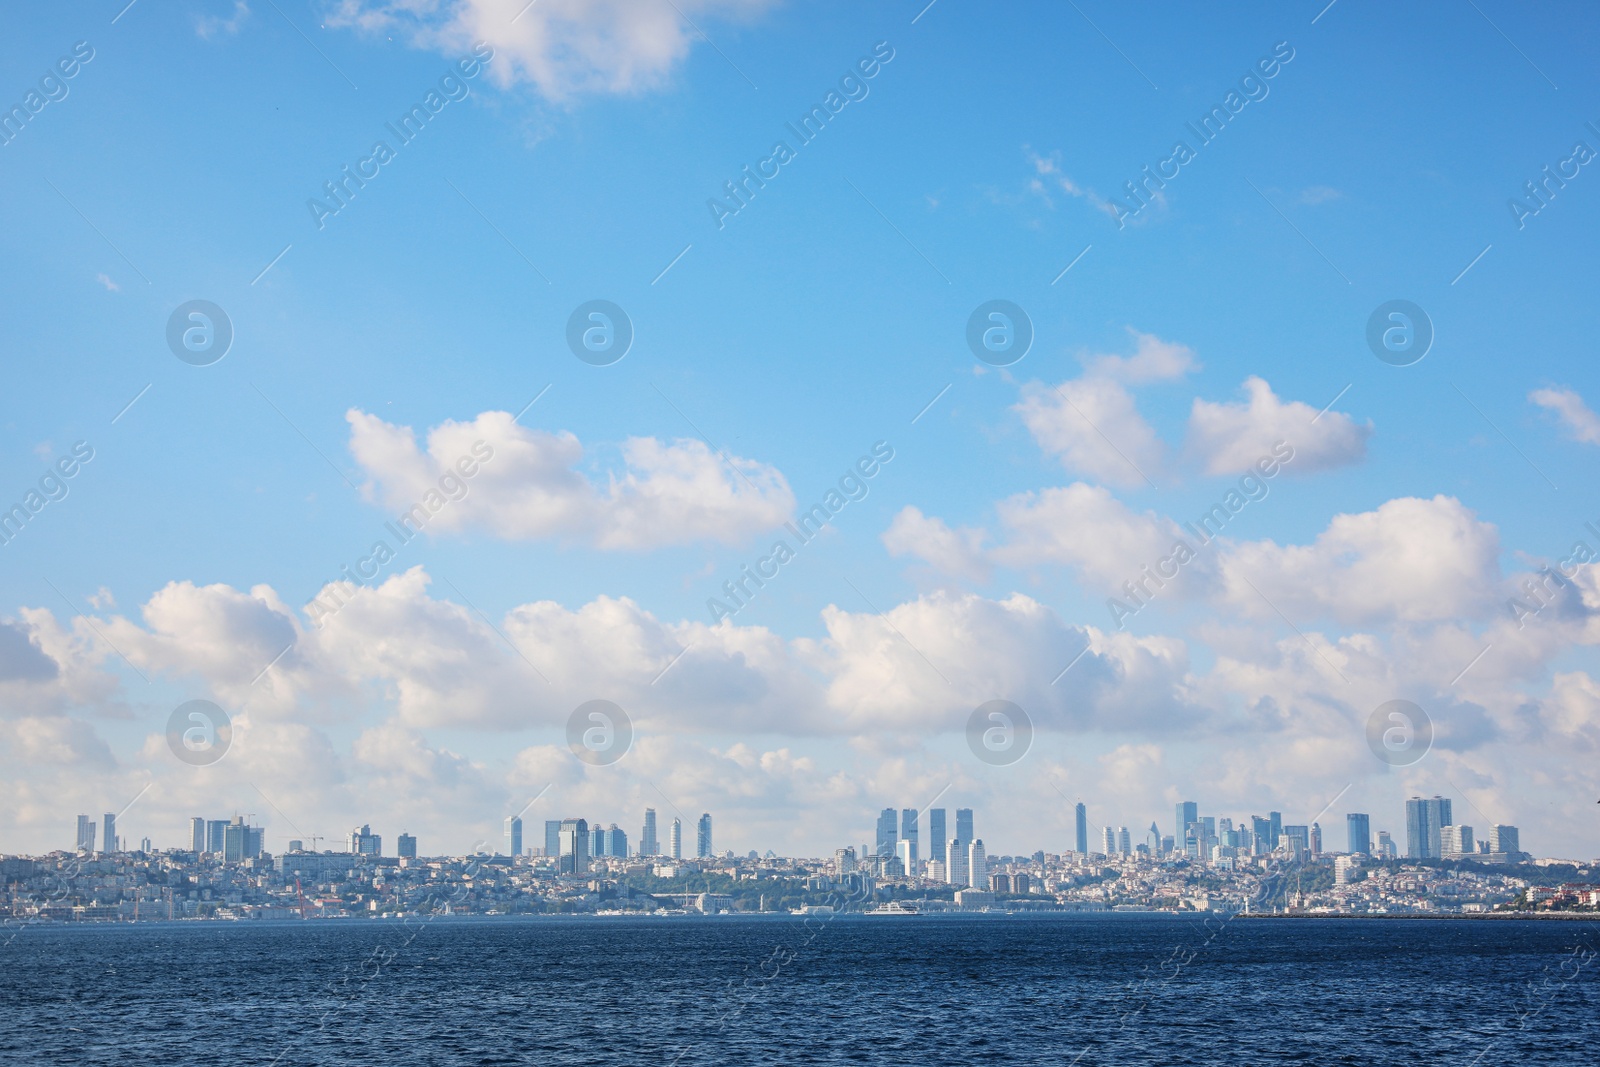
(4, 790), (1593, 924)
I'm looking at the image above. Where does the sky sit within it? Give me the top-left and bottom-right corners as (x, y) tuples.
(1, 0), (1598, 861)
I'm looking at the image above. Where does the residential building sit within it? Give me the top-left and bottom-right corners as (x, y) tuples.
(397, 833), (417, 859)
(968, 839), (987, 888)
(1406, 796), (1452, 859)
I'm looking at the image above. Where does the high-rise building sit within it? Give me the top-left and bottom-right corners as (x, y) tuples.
(348, 824), (381, 856)
(1310, 823), (1322, 857)
(591, 823), (604, 859)
(955, 808), (974, 846)
(641, 809), (658, 857)
(1440, 825), (1474, 857)
(990, 872), (1011, 894)
(1175, 801), (1197, 849)
(1346, 813), (1372, 855)
(1075, 802), (1088, 855)
(670, 817), (682, 860)
(1116, 827), (1131, 855)
(224, 820), (248, 863)
(207, 819), (228, 854)
(1334, 855), (1359, 885)
(1251, 816), (1271, 855)
(544, 820), (561, 859)
(1283, 825), (1309, 855)
(1269, 811), (1283, 849)
(945, 835), (968, 886)
(1101, 826), (1115, 855)
(875, 808), (897, 858)
(558, 818), (590, 874)
(836, 847), (857, 875)
(900, 808), (919, 871)
(897, 839), (915, 879)
(927, 809), (946, 871)
(1490, 825), (1521, 858)
(1405, 796), (1451, 859)
(75, 814), (95, 852)
(1148, 822), (1161, 854)
(397, 833), (417, 859)
(967, 839), (987, 888)
(102, 813), (116, 854)
(504, 816), (523, 858)
(604, 824), (629, 858)
(190, 817), (205, 853)
(696, 813), (713, 858)
(1376, 830), (1396, 859)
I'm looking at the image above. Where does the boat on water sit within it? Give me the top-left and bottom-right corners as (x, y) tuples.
(865, 901), (921, 917)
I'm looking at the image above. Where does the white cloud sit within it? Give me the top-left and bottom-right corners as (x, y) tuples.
(881, 506), (989, 583)
(1217, 495), (1503, 626)
(327, 0), (776, 100)
(991, 483), (1192, 595)
(1082, 330), (1198, 384)
(1187, 376), (1370, 476)
(347, 408), (794, 549)
(1016, 377), (1165, 488)
(1530, 386), (1600, 446)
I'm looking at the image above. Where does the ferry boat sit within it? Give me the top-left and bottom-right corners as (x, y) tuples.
(865, 901), (921, 917)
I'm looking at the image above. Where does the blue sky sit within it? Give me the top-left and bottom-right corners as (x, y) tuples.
(1, 0), (1598, 860)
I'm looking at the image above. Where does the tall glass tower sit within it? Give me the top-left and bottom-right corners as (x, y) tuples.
(875, 808), (898, 857)
(1075, 802), (1088, 855)
(696, 813), (713, 858)
(955, 808), (974, 846)
(1346, 813), (1371, 855)
(641, 808), (658, 857)
(927, 809), (946, 871)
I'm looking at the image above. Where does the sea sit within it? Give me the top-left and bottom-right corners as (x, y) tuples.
(2, 914), (1597, 1065)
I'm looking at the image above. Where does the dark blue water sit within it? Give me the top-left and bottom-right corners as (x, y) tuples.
(2, 915), (1597, 1065)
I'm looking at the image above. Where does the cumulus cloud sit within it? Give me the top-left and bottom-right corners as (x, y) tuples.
(881, 506), (990, 584)
(327, 0), (775, 100)
(991, 483), (1191, 594)
(347, 408), (794, 549)
(1187, 376), (1370, 475)
(1217, 495), (1503, 626)
(1530, 386), (1600, 446)
(1016, 377), (1166, 488)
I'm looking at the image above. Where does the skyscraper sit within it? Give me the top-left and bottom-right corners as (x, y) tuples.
(875, 808), (898, 858)
(1269, 811), (1283, 849)
(928, 808), (946, 871)
(504, 816), (523, 857)
(545, 820), (561, 859)
(641, 808), (658, 857)
(1347, 813), (1372, 855)
(190, 817), (205, 853)
(347, 824), (381, 856)
(207, 819), (228, 854)
(900, 808), (919, 871)
(604, 824), (629, 858)
(75, 814), (95, 852)
(1101, 826), (1115, 855)
(670, 817), (682, 859)
(558, 818), (590, 874)
(1310, 823), (1322, 857)
(945, 835), (968, 886)
(967, 839), (987, 888)
(955, 808), (974, 846)
(836, 847), (857, 874)
(896, 838), (915, 878)
(1075, 803), (1088, 855)
(1175, 801), (1197, 848)
(1490, 825), (1521, 858)
(1405, 796), (1451, 859)
(397, 833), (417, 859)
(102, 812), (116, 854)
(1251, 815), (1271, 855)
(1440, 824), (1474, 857)
(224, 820), (247, 863)
(696, 813), (713, 858)
(1116, 827), (1131, 855)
